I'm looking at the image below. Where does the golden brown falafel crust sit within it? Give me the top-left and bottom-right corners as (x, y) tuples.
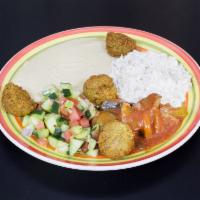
(1, 83), (36, 116)
(98, 120), (134, 159)
(92, 111), (116, 130)
(83, 74), (117, 105)
(106, 32), (136, 57)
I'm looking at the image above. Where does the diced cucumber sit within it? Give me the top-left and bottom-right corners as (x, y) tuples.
(53, 127), (62, 138)
(61, 124), (69, 132)
(56, 117), (68, 126)
(48, 136), (58, 148)
(77, 97), (89, 112)
(69, 139), (84, 156)
(22, 115), (30, 127)
(60, 83), (72, 90)
(41, 99), (53, 112)
(71, 126), (83, 135)
(32, 111), (45, 120)
(85, 110), (91, 119)
(30, 115), (43, 126)
(48, 92), (58, 100)
(35, 129), (49, 138)
(43, 85), (59, 99)
(88, 104), (96, 119)
(62, 89), (72, 97)
(31, 110), (44, 115)
(56, 141), (69, 153)
(86, 149), (98, 157)
(74, 128), (90, 140)
(88, 138), (97, 150)
(44, 113), (60, 134)
(51, 101), (60, 113)
(64, 100), (74, 108)
(91, 124), (100, 133)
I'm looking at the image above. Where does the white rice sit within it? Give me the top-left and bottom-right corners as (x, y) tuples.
(110, 50), (192, 107)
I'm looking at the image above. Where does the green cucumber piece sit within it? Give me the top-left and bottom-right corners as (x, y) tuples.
(43, 85), (59, 99)
(56, 117), (68, 126)
(71, 126), (83, 135)
(53, 127), (62, 138)
(48, 136), (58, 148)
(88, 138), (97, 150)
(69, 139), (84, 156)
(31, 110), (44, 115)
(36, 129), (49, 138)
(62, 89), (72, 97)
(74, 128), (90, 140)
(88, 104), (96, 119)
(51, 101), (60, 113)
(56, 141), (69, 153)
(41, 99), (53, 112)
(85, 110), (91, 119)
(48, 92), (58, 99)
(77, 97), (89, 112)
(44, 113), (60, 134)
(22, 115), (30, 127)
(30, 115), (43, 126)
(60, 83), (72, 90)
(86, 149), (98, 157)
(91, 124), (100, 133)
(61, 124), (69, 132)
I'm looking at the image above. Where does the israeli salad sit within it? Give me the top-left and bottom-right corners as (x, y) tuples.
(21, 83), (99, 156)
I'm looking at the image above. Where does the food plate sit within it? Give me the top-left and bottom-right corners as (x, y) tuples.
(0, 26), (200, 171)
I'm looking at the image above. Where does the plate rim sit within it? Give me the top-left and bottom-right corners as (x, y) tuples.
(0, 26), (200, 171)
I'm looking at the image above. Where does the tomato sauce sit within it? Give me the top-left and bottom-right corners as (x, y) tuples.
(109, 93), (186, 152)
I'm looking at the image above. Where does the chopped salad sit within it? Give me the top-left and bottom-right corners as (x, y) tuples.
(21, 83), (99, 156)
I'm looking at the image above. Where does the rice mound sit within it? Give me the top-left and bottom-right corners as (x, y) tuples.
(110, 50), (192, 107)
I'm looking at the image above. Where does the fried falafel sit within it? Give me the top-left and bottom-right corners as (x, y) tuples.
(106, 32), (136, 57)
(98, 120), (134, 159)
(83, 74), (117, 105)
(1, 83), (36, 116)
(92, 111), (116, 130)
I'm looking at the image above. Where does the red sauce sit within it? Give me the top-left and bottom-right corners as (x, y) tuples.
(109, 93), (186, 152)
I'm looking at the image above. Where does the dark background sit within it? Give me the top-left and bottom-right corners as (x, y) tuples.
(0, 0), (200, 199)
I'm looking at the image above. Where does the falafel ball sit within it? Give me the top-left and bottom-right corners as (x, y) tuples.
(98, 120), (134, 159)
(1, 83), (36, 116)
(83, 74), (117, 105)
(92, 111), (116, 130)
(106, 32), (136, 57)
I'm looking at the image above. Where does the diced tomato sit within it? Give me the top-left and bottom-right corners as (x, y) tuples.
(64, 130), (73, 143)
(35, 121), (45, 130)
(59, 97), (68, 105)
(69, 120), (80, 127)
(67, 98), (79, 106)
(37, 138), (48, 146)
(80, 117), (90, 128)
(69, 107), (81, 122)
(60, 105), (70, 119)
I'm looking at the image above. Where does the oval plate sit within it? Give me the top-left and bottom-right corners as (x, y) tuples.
(0, 26), (200, 171)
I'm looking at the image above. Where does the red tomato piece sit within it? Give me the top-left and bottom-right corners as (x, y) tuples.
(64, 130), (73, 143)
(60, 105), (70, 119)
(35, 121), (45, 130)
(80, 117), (90, 128)
(69, 120), (80, 127)
(69, 107), (81, 122)
(67, 98), (79, 106)
(59, 97), (67, 105)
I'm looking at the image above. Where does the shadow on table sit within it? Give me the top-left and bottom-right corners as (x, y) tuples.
(1, 132), (199, 198)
